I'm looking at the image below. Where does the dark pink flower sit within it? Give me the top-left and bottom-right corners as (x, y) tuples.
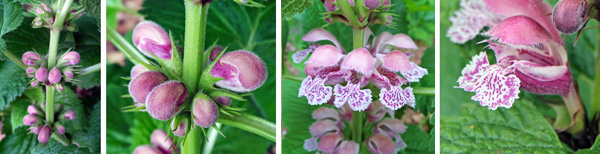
(210, 50), (267, 93)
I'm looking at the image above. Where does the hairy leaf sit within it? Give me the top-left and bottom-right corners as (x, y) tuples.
(0, 61), (28, 110)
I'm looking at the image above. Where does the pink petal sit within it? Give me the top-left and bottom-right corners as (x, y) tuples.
(400, 62), (428, 82)
(333, 83), (372, 111)
(381, 51), (412, 72)
(375, 118), (407, 134)
(509, 60), (568, 81)
(379, 86), (415, 110)
(309, 120), (340, 137)
(485, 16), (555, 47)
(367, 134), (397, 154)
(471, 65), (521, 110)
(383, 34), (419, 51)
(457, 52), (490, 92)
(305, 45), (345, 67)
(514, 68), (572, 95)
(292, 49), (313, 63)
(312, 107), (341, 123)
(372, 32), (393, 54)
(482, 0), (560, 43)
(341, 48), (376, 77)
(372, 66), (409, 89)
(299, 76), (333, 105)
(304, 137), (319, 151)
(317, 133), (343, 153)
(338, 141), (360, 154)
(303, 29), (345, 53)
(447, 0), (502, 44)
(364, 28), (373, 47)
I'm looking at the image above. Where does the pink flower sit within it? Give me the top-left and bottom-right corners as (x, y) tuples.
(132, 21), (173, 60)
(295, 28), (427, 111)
(22, 51), (40, 66)
(456, 15), (571, 110)
(447, 0), (560, 44)
(210, 50), (267, 93)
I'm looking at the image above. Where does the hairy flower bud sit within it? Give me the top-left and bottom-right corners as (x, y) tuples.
(26, 67), (36, 77)
(146, 81), (188, 121)
(317, 133), (343, 153)
(55, 123), (65, 135)
(128, 71), (168, 104)
(192, 95), (219, 128)
(338, 141), (360, 154)
(35, 67), (48, 82)
(63, 70), (74, 82)
(151, 129), (177, 154)
(27, 105), (40, 115)
(23, 114), (38, 126)
(215, 96), (232, 106)
(552, 0), (588, 34)
(367, 133), (396, 154)
(324, 0), (337, 12)
(22, 51), (40, 66)
(30, 125), (41, 134)
(209, 45), (224, 62)
(171, 120), (187, 137)
(210, 50), (267, 92)
(132, 21), (173, 60)
(38, 125), (51, 144)
(48, 67), (62, 84)
(58, 51), (80, 66)
(64, 109), (76, 120)
(364, 0), (380, 10)
(134, 145), (163, 154)
(31, 81), (38, 87)
(130, 64), (149, 78)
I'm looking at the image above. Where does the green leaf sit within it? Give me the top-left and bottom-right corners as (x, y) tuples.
(80, 0), (100, 19)
(440, 101), (569, 153)
(87, 102), (101, 153)
(281, 79), (322, 153)
(129, 112), (168, 152)
(0, 127), (35, 154)
(29, 141), (91, 154)
(0, 0), (24, 59)
(0, 61), (28, 110)
(9, 99), (30, 132)
(282, 0), (314, 19)
(401, 124), (434, 154)
(71, 15), (101, 89)
(55, 88), (86, 131)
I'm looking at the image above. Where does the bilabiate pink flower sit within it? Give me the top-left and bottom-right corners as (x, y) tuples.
(447, 0), (560, 44)
(295, 28), (427, 111)
(456, 15), (571, 110)
(133, 21), (173, 60)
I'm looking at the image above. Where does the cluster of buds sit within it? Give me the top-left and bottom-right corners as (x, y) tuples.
(23, 103), (75, 144)
(127, 21), (267, 138)
(22, 51), (80, 91)
(27, 2), (83, 31)
(133, 130), (180, 154)
(304, 102), (407, 154)
(321, 0), (394, 28)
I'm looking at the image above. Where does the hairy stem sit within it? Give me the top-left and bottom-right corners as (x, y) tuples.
(217, 113), (276, 142)
(45, 86), (55, 123)
(182, 2), (209, 94)
(182, 127), (203, 154)
(3, 50), (27, 70)
(77, 63), (101, 76)
(352, 111), (363, 143)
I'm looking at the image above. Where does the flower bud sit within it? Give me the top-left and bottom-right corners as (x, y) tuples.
(130, 64), (149, 78)
(192, 95), (219, 128)
(146, 81), (188, 121)
(364, 0), (380, 10)
(134, 145), (164, 154)
(382, 0), (391, 10)
(324, 0), (337, 12)
(48, 67), (62, 84)
(132, 21), (173, 60)
(171, 120), (187, 137)
(56, 84), (64, 91)
(26, 67), (36, 77)
(209, 45), (224, 62)
(151, 129), (177, 153)
(23, 115), (38, 126)
(38, 125), (51, 144)
(367, 133), (396, 154)
(63, 70), (74, 82)
(55, 123), (65, 135)
(367, 102), (387, 123)
(59, 51), (80, 66)
(28, 105), (40, 115)
(128, 71), (168, 104)
(22, 51), (40, 66)
(552, 0), (588, 34)
(30, 125), (41, 134)
(63, 109), (76, 120)
(210, 50), (267, 93)
(317, 133), (343, 153)
(214, 96), (232, 106)
(338, 141), (360, 154)
(31, 81), (38, 87)
(35, 67), (48, 82)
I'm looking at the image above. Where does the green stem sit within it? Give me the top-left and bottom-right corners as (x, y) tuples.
(591, 33), (600, 120)
(202, 123), (221, 154)
(561, 84), (585, 137)
(182, 2), (209, 94)
(45, 86), (55, 123)
(217, 113), (276, 142)
(353, 28), (364, 49)
(47, 30), (60, 69)
(413, 87), (435, 95)
(182, 127), (203, 154)
(76, 63), (101, 76)
(352, 111), (363, 143)
(337, 0), (361, 27)
(3, 50), (27, 70)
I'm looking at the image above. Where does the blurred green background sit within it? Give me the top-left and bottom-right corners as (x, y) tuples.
(281, 0), (435, 153)
(106, 0), (276, 153)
